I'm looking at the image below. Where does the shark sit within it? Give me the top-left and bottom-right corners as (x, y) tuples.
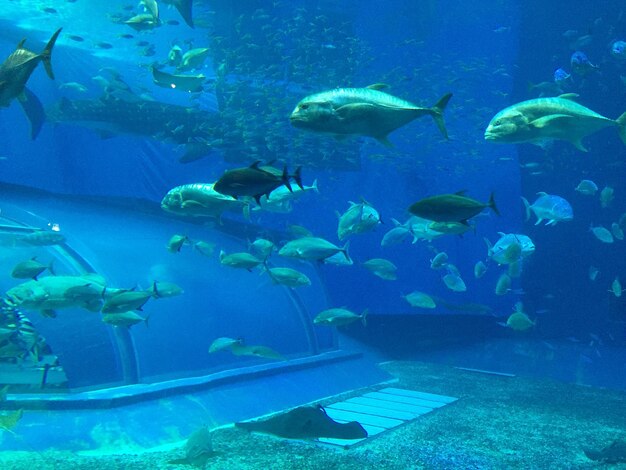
(46, 94), (222, 145)
(0, 28), (62, 139)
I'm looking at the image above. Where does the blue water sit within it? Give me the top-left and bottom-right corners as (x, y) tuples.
(0, 0), (626, 414)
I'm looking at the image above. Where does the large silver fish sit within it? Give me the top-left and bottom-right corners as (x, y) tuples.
(290, 84), (452, 146)
(0, 28), (62, 139)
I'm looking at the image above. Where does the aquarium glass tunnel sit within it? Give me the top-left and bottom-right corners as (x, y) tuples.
(1, 0), (626, 468)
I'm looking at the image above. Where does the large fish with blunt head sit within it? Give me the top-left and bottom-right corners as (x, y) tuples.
(0, 28), (62, 139)
(485, 93), (626, 151)
(290, 84), (452, 146)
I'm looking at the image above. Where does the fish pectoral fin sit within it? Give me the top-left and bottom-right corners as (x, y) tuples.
(570, 139), (588, 152)
(528, 114), (572, 129)
(335, 103), (377, 119)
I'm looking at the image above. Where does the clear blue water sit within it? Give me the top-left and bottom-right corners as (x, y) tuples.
(1, 0), (626, 452)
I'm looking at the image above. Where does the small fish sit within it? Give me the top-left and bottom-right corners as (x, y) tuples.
(249, 238), (275, 261)
(313, 308), (368, 327)
(443, 272), (467, 292)
(95, 42), (114, 50)
(102, 311), (149, 328)
(600, 186), (614, 208)
(575, 179), (598, 195)
(495, 273), (512, 295)
(193, 241), (215, 257)
(588, 266), (599, 281)
(504, 302), (535, 331)
(230, 342), (284, 360)
(151, 281), (183, 298)
(208, 337), (243, 353)
(219, 250), (262, 271)
(611, 223), (625, 241)
(42, 7), (57, 14)
(570, 51), (599, 75)
(610, 277), (625, 297)
(403, 291), (436, 309)
(474, 260), (488, 278)
(68, 35), (85, 42)
(101, 290), (152, 313)
(11, 257), (53, 280)
(167, 234), (188, 252)
(430, 252), (448, 270)
(362, 258), (397, 280)
(265, 267), (311, 288)
(590, 225), (614, 243)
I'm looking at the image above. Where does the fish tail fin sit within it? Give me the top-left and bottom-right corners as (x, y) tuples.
(429, 92), (452, 139)
(521, 196), (531, 221)
(616, 111), (626, 145)
(41, 28), (62, 80)
(488, 192), (500, 216)
(48, 259), (55, 276)
(293, 166), (304, 190)
(341, 241), (351, 263)
(310, 178), (319, 194)
(361, 308), (369, 327)
(282, 166), (293, 192)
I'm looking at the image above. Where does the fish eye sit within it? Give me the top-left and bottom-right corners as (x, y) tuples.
(299, 104), (309, 110)
(494, 119), (501, 126)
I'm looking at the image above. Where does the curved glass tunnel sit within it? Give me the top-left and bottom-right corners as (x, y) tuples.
(0, 185), (389, 451)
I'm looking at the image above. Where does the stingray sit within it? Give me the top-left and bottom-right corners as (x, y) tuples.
(584, 440), (626, 463)
(235, 404), (367, 440)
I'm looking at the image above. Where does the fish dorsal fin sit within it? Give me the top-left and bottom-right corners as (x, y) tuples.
(558, 93), (579, 100)
(16, 38), (26, 49)
(249, 160), (262, 169)
(536, 191), (548, 196)
(454, 190), (468, 196)
(497, 231), (506, 237)
(366, 83), (389, 91)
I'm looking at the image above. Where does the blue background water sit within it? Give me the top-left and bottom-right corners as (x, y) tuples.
(0, 0), (625, 391)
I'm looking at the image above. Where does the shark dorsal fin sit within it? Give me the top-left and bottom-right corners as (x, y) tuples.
(16, 38), (26, 49)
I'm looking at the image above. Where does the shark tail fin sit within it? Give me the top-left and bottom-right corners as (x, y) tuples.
(41, 28), (62, 80)
(616, 111), (626, 145)
(174, 0), (194, 28)
(429, 92), (453, 140)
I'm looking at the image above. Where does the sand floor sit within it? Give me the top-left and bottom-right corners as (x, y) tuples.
(1, 360), (625, 469)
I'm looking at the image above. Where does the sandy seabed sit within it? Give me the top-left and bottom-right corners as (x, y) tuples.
(1, 361), (626, 469)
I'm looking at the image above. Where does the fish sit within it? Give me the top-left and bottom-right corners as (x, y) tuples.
(589, 225), (614, 243)
(430, 252), (448, 270)
(337, 199), (382, 240)
(611, 41), (626, 60)
(6, 274), (107, 315)
(213, 162), (303, 204)
(11, 257), (53, 280)
(495, 273), (512, 295)
(403, 291), (436, 309)
(570, 51), (598, 75)
(140, 0), (159, 19)
(124, 14), (161, 31)
(219, 250), (263, 271)
(600, 186), (614, 208)
(428, 221), (473, 235)
(278, 237), (350, 263)
(151, 66), (205, 93)
(610, 277), (624, 297)
(230, 343), (284, 360)
(485, 94), (626, 151)
(611, 223), (624, 240)
(0, 28), (62, 139)
(485, 233), (535, 265)
(151, 281), (183, 298)
(161, 183), (248, 219)
(290, 85), (452, 146)
(160, 0), (194, 28)
(408, 191), (499, 224)
(18, 230), (66, 246)
(101, 290), (152, 313)
(177, 48), (211, 72)
(574, 179), (598, 195)
(167, 234), (188, 253)
(249, 238), (275, 260)
(380, 219), (413, 246)
(442, 272), (466, 292)
(255, 179), (319, 213)
(208, 337), (243, 353)
(522, 192), (573, 225)
(584, 440), (626, 463)
(474, 261), (488, 278)
(588, 266), (599, 281)
(313, 308), (368, 327)
(504, 302), (535, 331)
(265, 267), (311, 288)
(362, 258), (397, 280)
(102, 311), (148, 328)
(235, 404), (367, 440)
